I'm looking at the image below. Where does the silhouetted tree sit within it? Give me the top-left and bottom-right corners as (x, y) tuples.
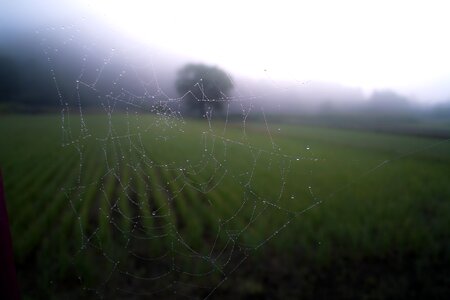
(175, 63), (233, 116)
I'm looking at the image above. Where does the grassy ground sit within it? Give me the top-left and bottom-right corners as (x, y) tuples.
(0, 114), (449, 299)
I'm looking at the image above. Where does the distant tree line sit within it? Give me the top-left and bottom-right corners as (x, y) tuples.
(0, 49), (236, 116)
(0, 54), (56, 110)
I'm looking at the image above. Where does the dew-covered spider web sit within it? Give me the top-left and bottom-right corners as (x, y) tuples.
(36, 23), (427, 299)
(36, 24), (324, 299)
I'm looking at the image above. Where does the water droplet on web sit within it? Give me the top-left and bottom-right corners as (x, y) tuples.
(306, 146), (310, 150)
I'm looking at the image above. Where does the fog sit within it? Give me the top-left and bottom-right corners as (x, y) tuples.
(2, 3), (450, 299)
(1, 0), (450, 115)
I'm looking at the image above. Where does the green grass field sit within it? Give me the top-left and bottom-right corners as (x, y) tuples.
(0, 114), (449, 299)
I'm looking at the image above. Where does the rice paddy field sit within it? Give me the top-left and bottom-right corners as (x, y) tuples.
(0, 114), (449, 299)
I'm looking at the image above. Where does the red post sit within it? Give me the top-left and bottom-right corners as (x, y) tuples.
(0, 169), (21, 299)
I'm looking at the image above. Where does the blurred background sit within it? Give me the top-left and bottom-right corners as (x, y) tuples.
(1, 0), (449, 299)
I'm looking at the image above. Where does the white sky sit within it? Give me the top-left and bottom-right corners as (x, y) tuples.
(2, 0), (450, 102)
(79, 0), (450, 102)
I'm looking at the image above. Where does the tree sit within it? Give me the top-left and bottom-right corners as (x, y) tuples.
(175, 63), (233, 116)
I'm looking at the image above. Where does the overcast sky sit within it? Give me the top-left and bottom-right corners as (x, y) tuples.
(2, 0), (450, 103)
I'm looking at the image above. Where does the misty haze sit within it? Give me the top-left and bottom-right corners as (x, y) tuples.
(1, 1), (449, 299)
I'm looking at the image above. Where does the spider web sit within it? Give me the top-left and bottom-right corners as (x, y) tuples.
(40, 24), (326, 299)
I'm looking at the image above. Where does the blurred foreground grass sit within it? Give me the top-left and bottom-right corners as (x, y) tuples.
(0, 114), (449, 299)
